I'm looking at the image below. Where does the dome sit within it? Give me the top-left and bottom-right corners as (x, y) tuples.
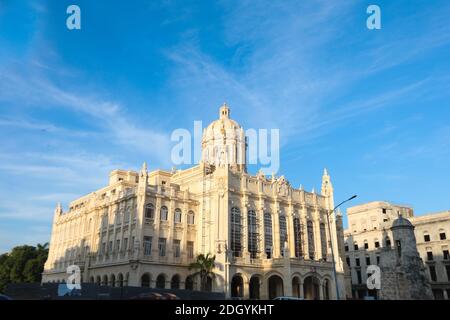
(201, 103), (247, 172)
(392, 215), (414, 228)
(203, 103), (242, 140)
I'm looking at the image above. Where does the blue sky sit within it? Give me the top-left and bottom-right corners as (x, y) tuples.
(0, 0), (449, 253)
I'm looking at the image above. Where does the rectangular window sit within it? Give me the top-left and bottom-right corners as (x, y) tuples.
(376, 256), (380, 265)
(382, 208), (387, 214)
(355, 258), (360, 267)
(345, 245), (349, 252)
(143, 236), (152, 256)
(187, 241), (194, 259)
(366, 256), (371, 266)
(158, 238), (166, 257)
(131, 236), (135, 252)
(396, 240), (402, 257)
(356, 270), (362, 284)
(108, 241), (112, 253)
(101, 242), (106, 254)
(115, 239), (120, 252)
(364, 243), (369, 250)
(440, 232), (447, 240)
(173, 239), (181, 258)
(427, 251), (433, 261)
(443, 250), (450, 260)
(429, 266), (437, 282)
(424, 234), (431, 242)
(446, 265), (450, 281)
(123, 238), (128, 251)
(375, 241), (380, 248)
(354, 244), (359, 251)
(346, 257), (351, 267)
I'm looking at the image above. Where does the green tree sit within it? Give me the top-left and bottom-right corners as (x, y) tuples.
(0, 243), (49, 293)
(188, 253), (216, 291)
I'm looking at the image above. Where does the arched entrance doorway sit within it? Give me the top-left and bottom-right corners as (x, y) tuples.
(249, 275), (260, 299)
(303, 275), (320, 300)
(205, 276), (213, 292)
(156, 274), (166, 289)
(185, 276), (194, 290)
(117, 273), (124, 288)
(141, 273), (150, 287)
(268, 275), (284, 299)
(102, 275), (108, 286)
(110, 274), (116, 287)
(231, 275), (244, 298)
(292, 277), (301, 298)
(171, 275), (180, 289)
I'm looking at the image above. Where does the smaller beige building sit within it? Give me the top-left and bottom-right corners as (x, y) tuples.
(344, 201), (450, 299)
(411, 211), (450, 299)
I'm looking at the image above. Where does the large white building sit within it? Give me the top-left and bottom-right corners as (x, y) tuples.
(344, 201), (450, 299)
(42, 104), (347, 299)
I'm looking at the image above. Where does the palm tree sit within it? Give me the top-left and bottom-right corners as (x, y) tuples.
(188, 253), (216, 291)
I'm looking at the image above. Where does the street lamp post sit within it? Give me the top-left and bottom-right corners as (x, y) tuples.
(326, 194), (357, 300)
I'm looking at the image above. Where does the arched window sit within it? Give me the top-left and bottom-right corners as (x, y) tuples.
(385, 236), (391, 247)
(230, 207), (242, 257)
(248, 210), (258, 259)
(160, 206), (168, 221)
(279, 215), (287, 256)
(145, 203), (154, 219)
(264, 212), (273, 258)
(187, 211), (195, 225)
(320, 223), (327, 260)
(174, 208), (182, 223)
(307, 220), (315, 260)
(293, 217), (303, 258)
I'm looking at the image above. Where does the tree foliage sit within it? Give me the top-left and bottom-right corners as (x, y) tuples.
(188, 253), (216, 291)
(0, 243), (49, 293)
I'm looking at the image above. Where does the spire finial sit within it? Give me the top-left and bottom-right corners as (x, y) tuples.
(323, 168), (329, 176)
(140, 162), (148, 176)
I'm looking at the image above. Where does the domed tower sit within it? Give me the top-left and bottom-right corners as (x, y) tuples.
(379, 215), (433, 300)
(201, 104), (247, 172)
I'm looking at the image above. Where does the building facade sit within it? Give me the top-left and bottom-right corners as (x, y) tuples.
(42, 104), (347, 300)
(344, 201), (450, 299)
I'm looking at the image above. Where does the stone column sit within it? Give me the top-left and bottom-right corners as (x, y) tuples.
(243, 279), (250, 299)
(273, 201), (281, 258)
(258, 199), (266, 259)
(166, 195), (175, 261)
(152, 196), (162, 257)
(287, 204), (296, 258)
(300, 205), (309, 260)
(181, 199), (188, 264)
(319, 280), (324, 300)
(313, 208), (322, 260)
